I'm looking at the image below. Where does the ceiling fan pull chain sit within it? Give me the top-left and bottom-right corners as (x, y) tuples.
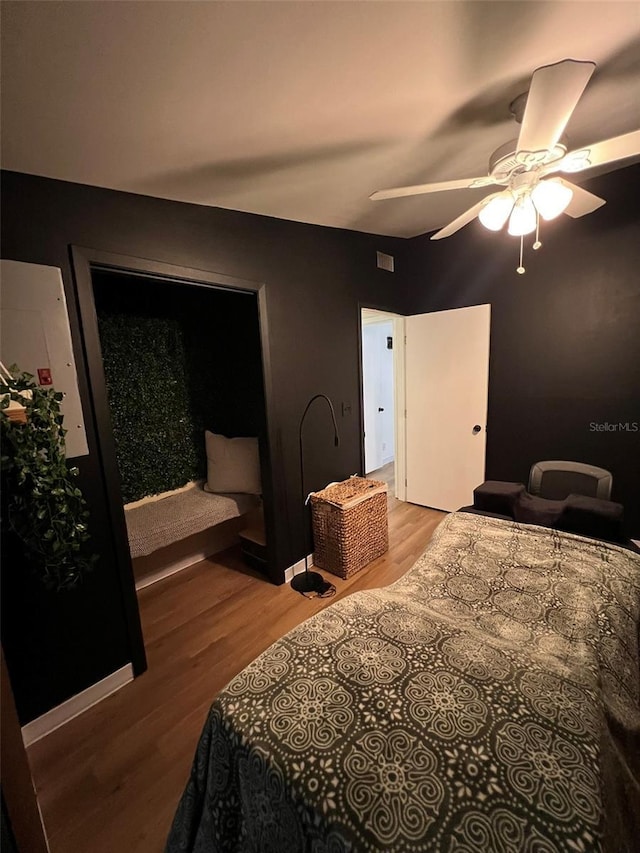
(516, 235), (526, 275)
(533, 211), (542, 251)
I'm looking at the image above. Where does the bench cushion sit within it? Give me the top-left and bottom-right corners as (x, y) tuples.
(124, 481), (258, 558)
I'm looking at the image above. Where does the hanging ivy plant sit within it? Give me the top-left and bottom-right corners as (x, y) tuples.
(0, 368), (97, 591)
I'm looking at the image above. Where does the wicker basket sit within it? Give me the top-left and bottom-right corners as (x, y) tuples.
(310, 477), (388, 579)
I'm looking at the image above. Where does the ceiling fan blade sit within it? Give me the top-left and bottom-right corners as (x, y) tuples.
(558, 179), (606, 218)
(430, 196), (499, 240)
(559, 130), (640, 173)
(370, 176), (495, 201)
(516, 59), (595, 162)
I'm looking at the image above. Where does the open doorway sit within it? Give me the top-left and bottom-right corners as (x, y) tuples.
(360, 308), (406, 502)
(360, 304), (490, 514)
(91, 269), (268, 593)
(70, 246), (279, 679)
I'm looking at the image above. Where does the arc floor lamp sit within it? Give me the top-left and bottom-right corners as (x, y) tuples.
(291, 393), (340, 594)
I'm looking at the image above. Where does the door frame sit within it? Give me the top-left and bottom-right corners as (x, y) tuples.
(1, 647), (50, 853)
(70, 246), (282, 672)
(358, 306), (406, 501)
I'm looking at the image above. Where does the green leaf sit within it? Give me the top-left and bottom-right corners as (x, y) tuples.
(1, 366), (96, 591)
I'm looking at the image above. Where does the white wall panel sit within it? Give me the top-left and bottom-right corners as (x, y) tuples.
(1, 259), (88, 458)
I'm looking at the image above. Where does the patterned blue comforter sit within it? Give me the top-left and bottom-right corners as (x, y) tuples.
(166, 512), (640, 852)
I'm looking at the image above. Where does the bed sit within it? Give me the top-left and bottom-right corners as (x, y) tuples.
(165, 511), (640, 852)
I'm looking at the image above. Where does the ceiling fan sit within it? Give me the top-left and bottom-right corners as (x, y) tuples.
(370, 59), (640, 271)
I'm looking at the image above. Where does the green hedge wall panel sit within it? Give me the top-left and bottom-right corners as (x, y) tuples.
(97, 313), (203, 502)
(94, 273), (265, 505)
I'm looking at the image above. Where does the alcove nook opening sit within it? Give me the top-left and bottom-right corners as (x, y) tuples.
(91, 269), (269, 590)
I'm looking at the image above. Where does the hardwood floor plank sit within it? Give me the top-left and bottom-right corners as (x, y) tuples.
(27, 501), (445, 852)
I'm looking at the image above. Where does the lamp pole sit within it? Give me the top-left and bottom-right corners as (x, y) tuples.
(290, 394), (340, 594)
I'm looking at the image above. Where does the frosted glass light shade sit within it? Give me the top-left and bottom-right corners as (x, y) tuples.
(531, 179), (573, 220)
(508, 196), (537, 236)
(478, 194), (514, 231)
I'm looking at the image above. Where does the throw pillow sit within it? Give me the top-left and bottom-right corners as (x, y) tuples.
(204, 431), (261, 495)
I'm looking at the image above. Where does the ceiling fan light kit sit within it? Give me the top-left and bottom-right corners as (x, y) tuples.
(507, 195), (537, 237)
(530, 178), (573, 221)
(478, 194), (513, 231)
(371, 58), (640, 274)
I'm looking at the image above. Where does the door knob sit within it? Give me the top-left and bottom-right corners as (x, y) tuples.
(378, 407), (385, 412)
(472, 424), (482, 434)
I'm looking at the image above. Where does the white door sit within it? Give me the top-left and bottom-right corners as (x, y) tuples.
(362, 322), (394, 474)
(405, 304), (490, 511)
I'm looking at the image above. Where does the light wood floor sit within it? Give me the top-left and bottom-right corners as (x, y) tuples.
(368, 460), (394, 491)
(368, 461), (395, 506)
(27, 499), (445, 853)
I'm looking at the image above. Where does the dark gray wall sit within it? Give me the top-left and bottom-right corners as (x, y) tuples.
(403, 164), (640, 537)
(0, 170), (405, 722)
(2, 163), (638, 724)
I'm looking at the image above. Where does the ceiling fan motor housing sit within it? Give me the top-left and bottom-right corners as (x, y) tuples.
(488, 138), (567, 184)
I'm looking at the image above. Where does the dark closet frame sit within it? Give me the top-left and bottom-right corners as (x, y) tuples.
(71, 246), (280, 676)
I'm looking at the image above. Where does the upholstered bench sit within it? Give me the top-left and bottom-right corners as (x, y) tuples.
(124, 481), (260, 588)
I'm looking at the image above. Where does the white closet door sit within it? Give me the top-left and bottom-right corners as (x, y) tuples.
(362, 322), (394, 474)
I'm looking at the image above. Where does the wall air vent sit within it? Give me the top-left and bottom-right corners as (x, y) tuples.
(376, 251), (394, 273)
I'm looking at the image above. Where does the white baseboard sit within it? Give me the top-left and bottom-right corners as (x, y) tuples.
(22, 663), (134, 747)
(284, 553), (314, 584)
(632, 539), (640, 549)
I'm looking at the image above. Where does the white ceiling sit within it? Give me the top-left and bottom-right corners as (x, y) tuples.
(2, 1), (639, 237)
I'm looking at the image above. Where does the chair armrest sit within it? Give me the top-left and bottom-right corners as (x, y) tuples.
(558, 494), (625, 543)
(473, 481), (525, 517)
